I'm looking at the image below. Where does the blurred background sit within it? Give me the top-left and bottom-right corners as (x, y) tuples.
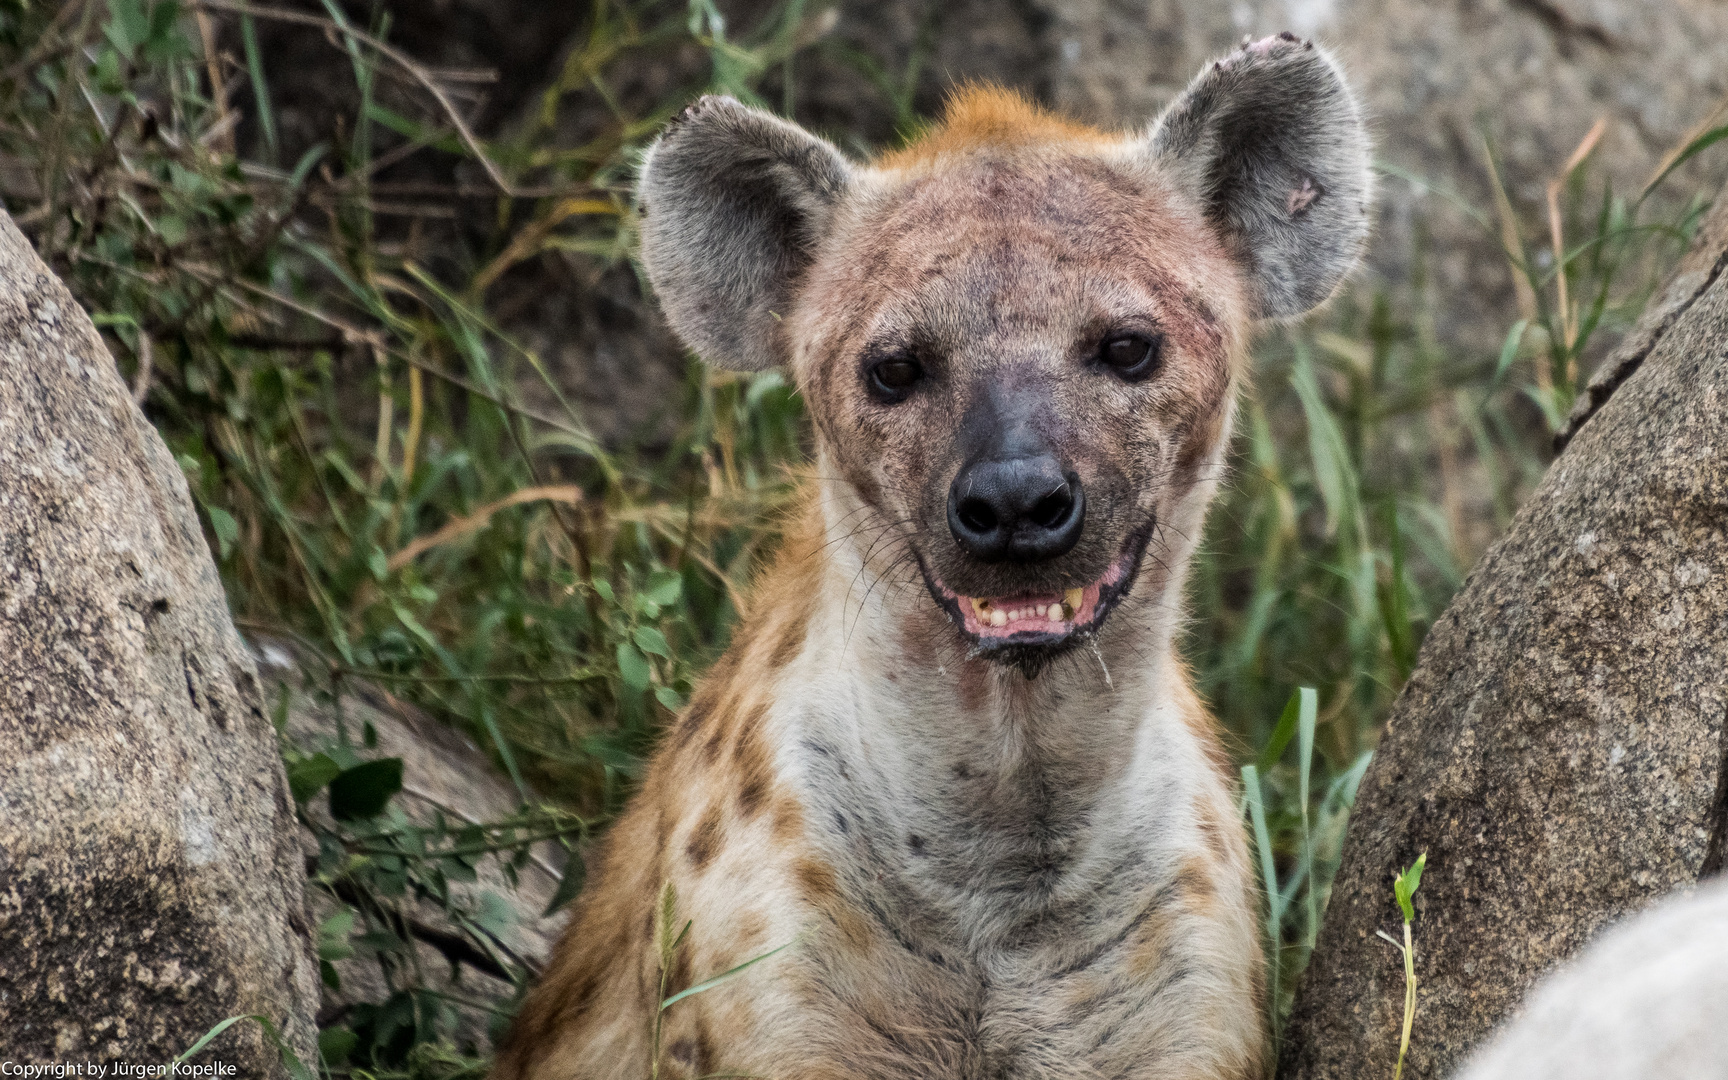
(1, 0), (1722, 1073)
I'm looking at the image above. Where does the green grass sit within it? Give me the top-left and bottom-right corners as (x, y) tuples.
(0, 1), (1716, 1074)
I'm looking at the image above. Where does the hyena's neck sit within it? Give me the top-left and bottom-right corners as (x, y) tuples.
(747, 480), (1215, 929)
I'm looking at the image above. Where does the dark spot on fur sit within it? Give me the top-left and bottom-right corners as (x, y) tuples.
(685, 804), (724, 870)
(672, 699), (710, 750)
(772, 794), (802, 840)
(571, 967), (601, 1009)
(731, 701), (774, 819)
(908, 834), (927, 855)
(794, 858), (841, 902)
(738, 779), (767, 818)
(1175, 857), (1217, 909)
(669, 1038), (700, 1068)
(767, 604), (811, 670)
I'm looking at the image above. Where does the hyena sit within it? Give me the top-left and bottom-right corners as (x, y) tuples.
(496, 32), (1369, 1080)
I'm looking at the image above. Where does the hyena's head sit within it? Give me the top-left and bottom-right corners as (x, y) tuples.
(638, 34), (1369, 673)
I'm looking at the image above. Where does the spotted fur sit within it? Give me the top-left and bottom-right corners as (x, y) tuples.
(496, 33), (1368, 1080)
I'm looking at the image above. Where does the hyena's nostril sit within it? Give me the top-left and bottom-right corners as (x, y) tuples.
(957, 497), (999, 534)
(947, 457), (1085, 564)
(1030, 483), (1075, 530)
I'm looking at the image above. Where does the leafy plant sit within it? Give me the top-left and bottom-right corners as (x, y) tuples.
(1378, 853), (1427, 1080)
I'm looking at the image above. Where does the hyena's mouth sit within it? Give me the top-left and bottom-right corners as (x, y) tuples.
(918, 524), (1151, 663)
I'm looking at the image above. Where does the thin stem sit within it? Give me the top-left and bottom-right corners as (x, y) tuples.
(1394, 920), (1416, 1080)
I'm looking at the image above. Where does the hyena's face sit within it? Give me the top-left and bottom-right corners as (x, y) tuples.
(638, 36), (1369, 669)
(792, 155), (1245, 664)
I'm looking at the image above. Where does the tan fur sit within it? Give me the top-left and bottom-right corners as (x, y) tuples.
(493, 73), (1360, 1079)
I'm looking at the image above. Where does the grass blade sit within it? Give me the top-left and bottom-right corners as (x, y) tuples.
(661, 938), (798, 1011)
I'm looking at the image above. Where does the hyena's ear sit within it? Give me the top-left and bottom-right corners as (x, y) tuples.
(1145, 34), (1370, 319)
(637, 96), (853, 370)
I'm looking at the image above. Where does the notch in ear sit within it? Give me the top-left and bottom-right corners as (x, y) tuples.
(637, 96), (852, 370)
(1147, 34), (1371, 319)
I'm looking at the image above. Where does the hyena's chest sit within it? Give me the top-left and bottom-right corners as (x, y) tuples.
(770, 749), (1224, 1078)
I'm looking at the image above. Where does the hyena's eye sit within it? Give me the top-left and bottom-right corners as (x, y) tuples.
(1098, 332), (1164, 383)
(866, 354), (925, 403)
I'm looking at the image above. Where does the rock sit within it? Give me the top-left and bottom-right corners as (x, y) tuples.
(1275, 187), (1728, 1078)
(1557, 190), (1728, 449)
(0, 213), (319, 1070)
(1454, 876), (1728, 1080)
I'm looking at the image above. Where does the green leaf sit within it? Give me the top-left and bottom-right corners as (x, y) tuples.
(317, 1027), (358, 1067)
(655, 685), (685, 711)
(239, 12), (278, 160)
(362, 102), (465, 154)
(176, 1014), (314, 1080)
(317, 908), (355, 962)
(1296, 686), (1318, 815)
(367, 547), (389, 580)
(644, 570), (683, 607)
(440, 855), (478, 884)
(1494, 318), (1530, 384)
(328, 758), (404, 821)
(1257, 690), (1303, 771)
(472, 889), (516, 938)
(1394, 852), (1428, 924)
(175, 1014), (258, 1063)
(206, 505), (239, 561)
(286, 752), (341, 804)
(617, 642), (652, 691)
(1240, 765), (1283, 931)
(543, 852), (587, 916)
(1644, 124), (1728, 199)
(104, 0), (149, 60)
(1290, 348), (1358, 538)
(634, 625), (672, 658)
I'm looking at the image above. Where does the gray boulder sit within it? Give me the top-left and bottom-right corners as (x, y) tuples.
(1276, 190), (1728, 1077)
(0, 213), (319, 1070)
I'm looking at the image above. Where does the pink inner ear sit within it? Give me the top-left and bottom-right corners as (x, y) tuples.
(1287, 177), (1320, 216)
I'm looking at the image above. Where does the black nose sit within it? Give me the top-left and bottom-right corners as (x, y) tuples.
(948, 456), (1085, 563)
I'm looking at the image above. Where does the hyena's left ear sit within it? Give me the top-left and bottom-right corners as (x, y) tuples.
(637, 96), (853, 370)
(1145, 34), (1371, 319)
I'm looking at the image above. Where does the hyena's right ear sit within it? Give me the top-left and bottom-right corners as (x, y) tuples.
(637, 96), (853, 370)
